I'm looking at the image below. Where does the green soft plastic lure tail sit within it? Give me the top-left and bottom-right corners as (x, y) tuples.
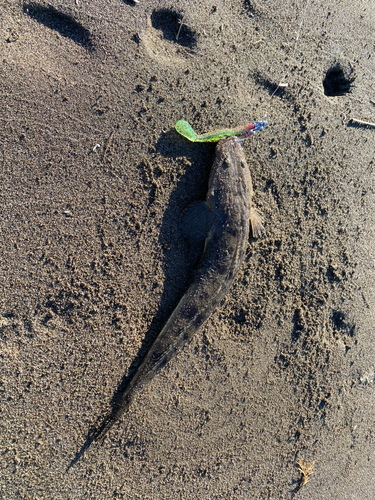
(175, 118), (267, 143)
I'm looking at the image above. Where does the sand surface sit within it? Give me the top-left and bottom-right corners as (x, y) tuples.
(1, 0), (375, 498)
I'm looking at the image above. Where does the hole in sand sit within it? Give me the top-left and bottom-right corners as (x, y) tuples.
(150, 9), (197, 48)
(23, 3), (93, 50)
(323, 63), (354, 97)
(331, 310), (355, 337)
(243, 0), (260, 17)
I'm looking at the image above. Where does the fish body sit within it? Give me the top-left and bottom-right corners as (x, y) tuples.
(94, 137), (263, 441)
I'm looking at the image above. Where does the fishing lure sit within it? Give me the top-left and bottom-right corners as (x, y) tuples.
(175, 117), (268, 142)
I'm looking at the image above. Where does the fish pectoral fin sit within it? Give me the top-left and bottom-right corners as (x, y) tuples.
(249, 208), (264, 238)
(180, 201), (213, 247)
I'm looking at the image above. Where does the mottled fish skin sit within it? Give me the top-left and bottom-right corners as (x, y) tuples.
(94, 137), (263, 441)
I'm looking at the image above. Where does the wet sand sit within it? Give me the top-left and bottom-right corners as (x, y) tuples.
(1, 1), (375, 498)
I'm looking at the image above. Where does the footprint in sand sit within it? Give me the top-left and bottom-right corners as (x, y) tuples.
(140, 8), (197, 67)
(23, 2), (94, 50)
